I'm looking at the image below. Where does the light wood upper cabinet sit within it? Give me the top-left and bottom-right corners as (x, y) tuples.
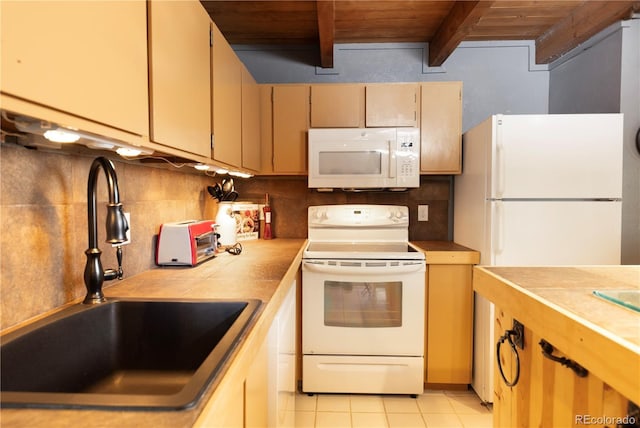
(1, 0), (148, 137)
(310, 84), (364, 128)
(420, 82), (463, 174)
(148, 0), (211, 157)
(241, 66), (262, 172)
(212, 22), (243, 167)
(272, 85), (310, 174)
(365, 84), (419, 127)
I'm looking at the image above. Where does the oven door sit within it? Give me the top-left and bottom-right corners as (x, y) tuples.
(302, 259), (425, 356)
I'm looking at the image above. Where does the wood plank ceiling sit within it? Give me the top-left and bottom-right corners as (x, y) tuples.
(201, 0), (640, 68)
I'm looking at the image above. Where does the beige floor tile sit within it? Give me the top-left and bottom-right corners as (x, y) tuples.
(316, 411), (352, 428)
(447, 396), (491, 415)
(350, 395), (386, 413)
(443, 390), (477, 397)
(296, 393), (318, 412)
(352, 412), (389, 428)
(386, 413), (427, 428)
(416, 392), (455, 414)
(295, 411), (316, 428)
(458, 413), (493, 428)
(383, 396), (420, 413)
(317, 394), (351, 412)
(281, 410), (296, 427)
(293, 390), (491, 428)
(422, 412), (463, 428)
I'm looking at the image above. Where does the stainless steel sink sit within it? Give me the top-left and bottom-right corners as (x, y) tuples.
(0, 298), (261, 410)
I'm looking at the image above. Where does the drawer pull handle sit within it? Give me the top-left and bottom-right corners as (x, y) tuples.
(496, 328), (521, 387)
(539, 339), (589, 377)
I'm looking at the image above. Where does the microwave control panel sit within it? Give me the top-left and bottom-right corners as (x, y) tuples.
(396, 129), (420, 182)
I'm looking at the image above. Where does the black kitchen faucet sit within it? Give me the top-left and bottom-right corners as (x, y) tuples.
(83, 157), (128, 304)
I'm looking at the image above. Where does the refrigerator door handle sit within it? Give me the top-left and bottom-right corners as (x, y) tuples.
(496, 143), (505, 198)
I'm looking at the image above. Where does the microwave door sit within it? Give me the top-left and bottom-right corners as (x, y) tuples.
(309, 140), (391, 188)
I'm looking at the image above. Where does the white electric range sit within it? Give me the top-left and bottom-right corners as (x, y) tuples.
(302, 204), (426, 395)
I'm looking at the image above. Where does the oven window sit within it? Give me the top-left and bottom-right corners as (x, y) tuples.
(324, 280), (402, 328)
(319, 151), (382, 175)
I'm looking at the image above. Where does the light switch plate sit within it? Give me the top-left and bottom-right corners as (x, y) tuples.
(418, 205), (429, 221)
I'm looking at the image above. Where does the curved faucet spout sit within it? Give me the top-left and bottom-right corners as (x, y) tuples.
(83, 157), (128, 304)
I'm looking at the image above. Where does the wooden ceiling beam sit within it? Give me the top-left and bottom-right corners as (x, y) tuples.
(316, 0), (335, 68)
(428, 1), (495, 67)
(536, 1), (640, 64)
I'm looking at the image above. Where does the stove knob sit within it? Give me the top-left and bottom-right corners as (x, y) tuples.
(313, 210), (328, 221)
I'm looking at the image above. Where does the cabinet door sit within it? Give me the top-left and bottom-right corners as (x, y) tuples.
(242, 66), (262, 172)
(310, 84), (364, 128)
(212, 22), (243, 167)
(194, 380), (244, 427)
(365, 84), (418, 127)
(494, 310), (631, 427)
(148, 0), (211, 157)
(264, 281), (297, 428)
(245, 331), (270, 428)
(426, 264), (473, 384)
(272, 85), (310, 174)
(260, 85), (275, 174)
(420, 82), (463, 174)
(1, 0), (148, 136)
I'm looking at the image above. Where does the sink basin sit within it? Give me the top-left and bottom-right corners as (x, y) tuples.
(0, 298), (261, 410)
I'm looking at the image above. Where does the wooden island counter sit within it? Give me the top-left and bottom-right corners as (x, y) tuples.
(474, 265), (639, 428)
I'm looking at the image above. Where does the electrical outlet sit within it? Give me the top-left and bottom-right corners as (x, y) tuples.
(112, 212), (131, 246)
(418, 205), (429, 221)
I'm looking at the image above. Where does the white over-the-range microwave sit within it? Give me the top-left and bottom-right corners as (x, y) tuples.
(308, 127), (420, 190)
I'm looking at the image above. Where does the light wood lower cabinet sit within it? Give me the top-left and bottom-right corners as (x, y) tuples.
(195, 281), (297, 427)
(425, 264), (474, 386)
(494, 309), (632, 427)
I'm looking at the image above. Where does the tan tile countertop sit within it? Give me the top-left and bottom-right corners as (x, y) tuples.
(411, 240), (480, 264)
(0, 239), (306, 428)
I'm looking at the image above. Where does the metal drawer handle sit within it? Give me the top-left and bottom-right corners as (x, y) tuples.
(539, 339), (588, 377)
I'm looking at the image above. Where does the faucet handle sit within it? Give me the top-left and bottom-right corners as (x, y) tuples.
(116, 245), (123, 280)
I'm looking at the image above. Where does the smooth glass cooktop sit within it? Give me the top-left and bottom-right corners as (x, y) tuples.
(305, 242), (418, 253)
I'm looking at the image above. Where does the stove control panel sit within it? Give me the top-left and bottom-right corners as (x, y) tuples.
(308, 205), (409, 228)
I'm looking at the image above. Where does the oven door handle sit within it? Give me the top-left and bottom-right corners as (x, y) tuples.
(303, 261), (424, 275)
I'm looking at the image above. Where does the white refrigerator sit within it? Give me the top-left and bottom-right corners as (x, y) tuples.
(453, 113), (623, 403)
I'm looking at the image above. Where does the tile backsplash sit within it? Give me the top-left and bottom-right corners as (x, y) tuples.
(0, 144), (217, 330)
(0, 144), (451, 330)
(234, 175), (452, 241)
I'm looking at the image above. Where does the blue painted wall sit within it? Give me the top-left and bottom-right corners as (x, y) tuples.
(235, 41), (550, 132)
